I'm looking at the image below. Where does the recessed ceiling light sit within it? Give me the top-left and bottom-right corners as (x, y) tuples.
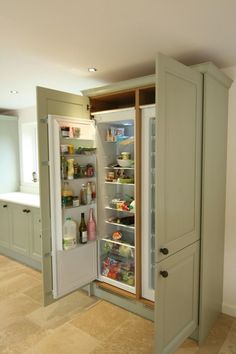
(10, 90), (19, 94)
(88, 67), (97, 72)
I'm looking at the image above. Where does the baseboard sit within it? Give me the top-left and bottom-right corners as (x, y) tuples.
(222, 303), (236, 318)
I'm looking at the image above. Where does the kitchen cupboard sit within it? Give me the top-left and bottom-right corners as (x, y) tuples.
(0, 201), (11, 248)
(37, 53), (232, 354)
(0, 201), (42, 270)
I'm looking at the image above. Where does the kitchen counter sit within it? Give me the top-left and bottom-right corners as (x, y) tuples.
(0, 192), (40, 208)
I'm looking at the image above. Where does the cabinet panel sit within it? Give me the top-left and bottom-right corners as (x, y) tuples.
(0, 202), (11, 248)
(156, 53), (202, 261)
(11, 204), (30, 256)
(155, 242), (199, 354)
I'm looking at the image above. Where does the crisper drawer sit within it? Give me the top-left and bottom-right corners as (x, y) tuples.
(54, 241), (97, 298)
(98, 238), (136, 294)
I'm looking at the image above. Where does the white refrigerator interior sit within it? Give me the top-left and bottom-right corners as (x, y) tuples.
(141, 106), (155, 302)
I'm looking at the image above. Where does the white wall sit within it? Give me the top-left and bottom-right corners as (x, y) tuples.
(221, 67), (236, 317)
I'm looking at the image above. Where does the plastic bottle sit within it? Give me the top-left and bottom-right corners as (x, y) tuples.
(87, 208), (96, 241)
(79, 213), (87, 244)
(63, 216), (77, 250)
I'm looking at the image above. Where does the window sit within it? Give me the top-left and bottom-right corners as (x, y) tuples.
(19, 121), (39, 193)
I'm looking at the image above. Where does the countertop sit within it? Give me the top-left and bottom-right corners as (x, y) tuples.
(0, 192), (40, 208)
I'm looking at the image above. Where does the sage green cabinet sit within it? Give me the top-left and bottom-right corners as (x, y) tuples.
(0, 202), (11, 248)
(155, 242), (200, 354)
(11, 204), (31, 256)
(0, 201), (42, 270)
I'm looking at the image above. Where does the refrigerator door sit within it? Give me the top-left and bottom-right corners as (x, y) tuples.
(154, 53), (202, 354)
(48, 115), (97, 299)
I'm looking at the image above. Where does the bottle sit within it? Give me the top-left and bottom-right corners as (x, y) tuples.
(87, 208), (96, 241)
(79, 213), (87, 244)
(91, 182), (96, 201)
(67, 159), (74, 180)
(80, 184), (87, 205)
(87, 182), (92, 204)
(61, 156), (67, 180)
(61, 182), (73, 207)
(63, 216), (77, 250)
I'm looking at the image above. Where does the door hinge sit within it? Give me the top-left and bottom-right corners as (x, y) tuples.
(40, 117), (48, 124)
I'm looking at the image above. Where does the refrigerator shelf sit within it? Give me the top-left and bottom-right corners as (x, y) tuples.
(101, 237), (135, 248)
(105, 220), (135, 230)
(104, 181), (134, 186)
(105, 206), (135, 214)
(98, 275), (136, 294)
(104, 166), (134, 170)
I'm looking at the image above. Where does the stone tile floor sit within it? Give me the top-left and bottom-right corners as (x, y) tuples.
(0, 254), (235, 354)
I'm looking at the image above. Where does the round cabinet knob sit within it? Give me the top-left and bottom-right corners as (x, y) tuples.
(160, 248), (169, 255)
(22, 209), (27, 213)
(3, 204), (7, 208)
(160, 270), (169, 278)
(26, 209), (31, 213)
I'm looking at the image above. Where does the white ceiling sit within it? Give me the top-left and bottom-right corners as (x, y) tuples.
(1, 0), (236, 110)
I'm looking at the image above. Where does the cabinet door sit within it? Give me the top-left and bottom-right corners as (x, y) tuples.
(155, 53), (203, 354)
(37, 87), (90, 305)
(156, 53), (202, 261)
(155, 242), (199, 354)
(11, 204), (30, 256)
(30, 208), (42, 262)
(0, 202), (11, 248)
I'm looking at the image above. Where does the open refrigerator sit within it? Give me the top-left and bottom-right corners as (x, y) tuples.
(48, 108), (138, 299)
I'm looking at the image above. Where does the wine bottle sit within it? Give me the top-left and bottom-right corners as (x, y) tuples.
(79, 213), (87, 244)
(87, 208), (96, 241)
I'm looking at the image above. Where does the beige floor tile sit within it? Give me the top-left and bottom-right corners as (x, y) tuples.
(25, 323), (99, 354)
(0, 317), (45, 354)
(0, 273), (40, 302)
(92, 313), (154, 354)
(70, 300), (133, 341)
(23, 284), (42, 304)
(27, 289), (99, 330)
(219, 320), (236, 354)
(0, 293), (41, 330)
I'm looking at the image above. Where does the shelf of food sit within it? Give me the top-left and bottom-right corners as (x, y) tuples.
(105, 206), (135, 214)
(100, 240), (135, 289)
(102, 237), (135, 248)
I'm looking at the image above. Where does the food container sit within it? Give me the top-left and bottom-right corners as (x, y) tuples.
(60, 144), (68, 153)
(61, 126), (70, 138)
(121, 152), (131, 160)
(117, 159), (132, 167)
(68, 144), (74, 154)
(73, 196), (80, 207)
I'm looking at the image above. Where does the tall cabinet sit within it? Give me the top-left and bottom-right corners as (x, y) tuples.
(37, 53), (232, 354)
